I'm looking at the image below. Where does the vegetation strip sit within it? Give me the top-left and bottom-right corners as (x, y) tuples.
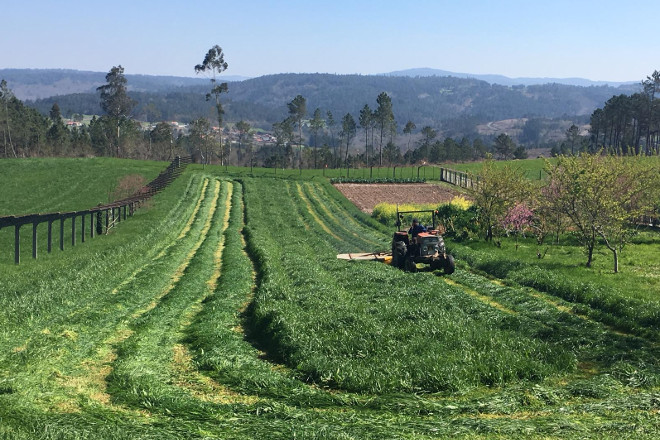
(302, 182), (385, 249)
(75, 178), (214, 407)
(294, 182), (341, 240)
(443, 276), (517, 315)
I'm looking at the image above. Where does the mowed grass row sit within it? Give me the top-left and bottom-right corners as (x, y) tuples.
(243, 177), (576, 394)
(299, 182), (388, 251)
(0, 173), (211, 428)
(106, 179), (231, 413)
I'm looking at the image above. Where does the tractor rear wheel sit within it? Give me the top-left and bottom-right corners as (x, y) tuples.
(392, 241), (407, 269)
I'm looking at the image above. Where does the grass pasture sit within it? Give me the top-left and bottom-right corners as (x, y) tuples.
(0, 159), (659, 438)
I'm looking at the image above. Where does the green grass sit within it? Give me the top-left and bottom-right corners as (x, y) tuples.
(1, 158), (660, 438)
(448, 233), (660, 337)
(0, 157), (167, 215)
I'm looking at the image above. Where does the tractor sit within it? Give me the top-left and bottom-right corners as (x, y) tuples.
(391, 207), (455, 274)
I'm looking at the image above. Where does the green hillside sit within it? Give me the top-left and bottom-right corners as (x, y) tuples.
(0, 158), (659, 438)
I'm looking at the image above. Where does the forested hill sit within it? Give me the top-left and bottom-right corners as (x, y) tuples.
(10, 69), (638, 131)
(0, 68), (247, 101)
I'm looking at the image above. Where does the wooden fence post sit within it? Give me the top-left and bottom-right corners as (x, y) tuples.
(47, 220), (53, 253)
(32, 222), (38, 259)
(71, 215), (76, 247)
(14, 224), (20, 265)
(60, 218), (64, 251)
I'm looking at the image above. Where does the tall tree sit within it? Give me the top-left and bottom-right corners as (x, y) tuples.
(403, 120), (416, 152)
(565, 124), (581, 155)
(326, 110), (337, 167)
(642, 70), (660, 155)
(235, 120), (252, 166)
(374, 92), (394, 166)
(309, 108), (324, 168)
(195, 45), (229, 165)
(96, 65), (136, 157)
(189, 118), (212, 164)
(419, 126), (437, 162)
(47, 103), (67, 155)
(493, 133), (516, 160)
(0, 80), (16, 157)
(359, 104), (373, 167)
(273, 118), (294, 168)
(150, 122), (174, 160)
(340, 113), (357, 170)
(287, 94), (307, 170)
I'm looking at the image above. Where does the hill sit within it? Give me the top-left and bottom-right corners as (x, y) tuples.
(384, 67), (638, 87)
(0, 68), (248, 101)
(16, 71), (638, 136)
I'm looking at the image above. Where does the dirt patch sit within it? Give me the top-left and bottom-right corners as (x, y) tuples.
(334, 183), (460, 213)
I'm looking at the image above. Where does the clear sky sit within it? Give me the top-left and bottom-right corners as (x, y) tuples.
(2, 0), (658, 82)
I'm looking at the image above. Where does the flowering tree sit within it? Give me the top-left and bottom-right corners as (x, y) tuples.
(500, 203), (533, 250)
(545, 154), (656, 272)
(468, 159), (529, 241)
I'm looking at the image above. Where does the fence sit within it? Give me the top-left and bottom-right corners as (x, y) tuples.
(439, 167), (474, 189)
(0, 156), (191, 264)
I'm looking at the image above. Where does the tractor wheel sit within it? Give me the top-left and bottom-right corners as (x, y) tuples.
(405, 258), (418, 273)
(444, 254), (456, 275)
(392, 241), (407, 269)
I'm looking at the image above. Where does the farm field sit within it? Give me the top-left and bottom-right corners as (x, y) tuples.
(334, 183), (459, 213)
(1, 159), (660, 438)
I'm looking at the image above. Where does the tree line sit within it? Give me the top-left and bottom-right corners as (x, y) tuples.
(1, 53), (516, 166)
(588, 71), (660, 155)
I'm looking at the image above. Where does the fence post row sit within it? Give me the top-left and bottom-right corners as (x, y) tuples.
(0, 156), (191, 264)
(438, 167), (473, 189)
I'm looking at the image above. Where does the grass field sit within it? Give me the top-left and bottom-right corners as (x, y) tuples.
(1, 158), (659, 438)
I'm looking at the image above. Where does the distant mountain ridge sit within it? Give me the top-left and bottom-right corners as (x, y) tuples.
(1, 68), (639, 102)
(383, 68), (638, 88)
(0, 68), (249, 101)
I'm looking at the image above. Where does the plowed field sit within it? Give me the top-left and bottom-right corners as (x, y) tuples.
(334, 183), (460, 212)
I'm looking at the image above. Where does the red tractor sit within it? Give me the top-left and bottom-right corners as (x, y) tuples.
(391, 208), (455, 274)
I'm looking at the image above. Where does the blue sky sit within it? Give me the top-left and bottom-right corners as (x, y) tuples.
(2, 0), (658, 82)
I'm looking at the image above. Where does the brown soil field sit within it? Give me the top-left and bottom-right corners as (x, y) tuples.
(334, 183), (460, 213)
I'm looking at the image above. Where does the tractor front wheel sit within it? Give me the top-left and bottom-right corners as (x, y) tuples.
(444, 254), (456, 274)
(405, 258), (418, 273)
